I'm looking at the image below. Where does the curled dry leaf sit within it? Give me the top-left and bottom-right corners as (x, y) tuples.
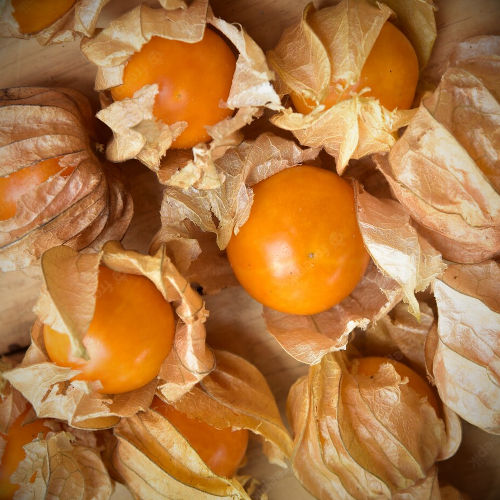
(377, 36), (500, 264)
(428, 261), (500, 434)
(0, 0), (108, 45)
(114, 350), (292, 499)
(3, 241), (214, 429)
(0, 87), (133, 272)
(267, 0), (436, 172)
(81, 0), (281, 173)
(287, 352), (461, 500)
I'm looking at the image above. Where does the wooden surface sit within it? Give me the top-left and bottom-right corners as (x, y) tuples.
(1, 1), (500, 499)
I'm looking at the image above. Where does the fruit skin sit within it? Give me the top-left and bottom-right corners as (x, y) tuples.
(0, 157), (73, 221)
(354, 356), (441, 415)
(0, 408), (51, 499)
(43, 265), (175, 395)
(12, 0), (76, 34)
(291, 21), (419, 113)
(111, 29), (236, 149)
(226, 165), (369, 315)
(151, 397), (248, 478)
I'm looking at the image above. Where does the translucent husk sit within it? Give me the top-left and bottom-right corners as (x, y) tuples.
(81, 0), (281, 174)
(0, 0), (109, 45)
(377, 36), (500, 264)
(0, 87), (133, 272)
(113, 349), (292, 500)
(3, 241), (214, 429)
(427, 261), (500, 434)
(287, 352), (461, 499)
(267, 0), (436, 172)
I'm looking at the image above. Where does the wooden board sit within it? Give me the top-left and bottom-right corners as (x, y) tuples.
(0, 1), (499, 499)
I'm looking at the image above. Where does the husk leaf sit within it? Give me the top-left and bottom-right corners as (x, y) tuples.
(0, 87), (132, 272)
(287, 352), (460, 499)
(430, 261), (500, 434)
(3, 241), (214, 428)
(81, 0), (281, 173)
(0, 0), (108, 45)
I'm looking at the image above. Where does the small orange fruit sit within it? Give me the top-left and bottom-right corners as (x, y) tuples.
(12, 0), (76, 34)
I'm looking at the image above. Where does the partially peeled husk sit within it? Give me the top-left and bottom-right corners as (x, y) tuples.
(376, 36), (500, 264)
(3, 241), (215, 429)
(426, 261), (500, 434)
(0, 87), (133, 272)
(81, 0), (282, 175)
(267, 0), (437, 173)
(287, 352), (461, 499)
(0, 0), (109, 45)
(113, 349), (293, 499)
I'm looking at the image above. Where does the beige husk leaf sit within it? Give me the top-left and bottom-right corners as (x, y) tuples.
(354, 182), (445, 319)
(267, 0), (436, 172)
(3, 241), (214, 429)
(376, 36), (500, 264)
(427, 261), (500, 434)
(114, 350), (292, 499)
(0, 357), (30, 433)
(0, 87), (133, 272)
(263, 261), (403, 365)
(0, 0), (108, 45)
(287, 352), (461, 499)
(81, 0), (281, 173)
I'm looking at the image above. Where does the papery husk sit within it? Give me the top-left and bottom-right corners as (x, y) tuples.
(263, 261), (403, 365)
(0, 0), (108, 45)
(354, 181), (445, 319)
(376, 36), (500, 264)
(287, 352), (461, 500)
(0, 87), (133, 272)
(267, 0), (436, 172)
(81, 0), (281, 173)
(428, 261), (500, 434)
(3, 241), (214, 429)
(152, 133), (319, 293)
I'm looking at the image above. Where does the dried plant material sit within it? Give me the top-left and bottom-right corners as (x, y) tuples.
(3, 241), (214, 429)
(0, 357), (30, 433)
(263, 262), (402, 365)
(11, 431), (113, 499)
(267, 0), (436, 172)
(81, 0), (281, 172)
(429, 261), (500, 434)
(377, 37), (500, 264)
(0, 87), (133, 272)
(0, 0), (108, 45)
(354, 182), (445, 318)
(287, 352), (461, 499)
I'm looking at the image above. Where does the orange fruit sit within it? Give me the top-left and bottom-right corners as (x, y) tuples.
(291, 21), (419, 113)
(110, 29), (236, 149)
(12, 0), (76, 34)
(227, 165), (369, 315)
(43, 265), (175, 394)
(151, 397), (248, 478)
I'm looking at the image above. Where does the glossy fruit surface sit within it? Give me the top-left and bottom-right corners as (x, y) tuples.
(0, 157), (73, 221)
(291, 21), (419, 113)
(12, 0), (76, 34)
(355, 356), (441, 414)
(110, 29), (236, 149)
(43, 265), (175, 394)
(0, 408), (51, 499)
(151, 397), (248, 478)
(226, 166), (369, 315)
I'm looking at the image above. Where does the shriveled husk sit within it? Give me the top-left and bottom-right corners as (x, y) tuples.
(3, 241), (214, 429)
(267, 0), (437, 173)
(0, 87), (133, 272)
(376, 36), (500, 264)
(427, 261), (500, 434)
(287, 352), (461, 500)
(0, 0), (108, 45)
(81, 0), (281, 175)
(113, 349), (293, 499)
